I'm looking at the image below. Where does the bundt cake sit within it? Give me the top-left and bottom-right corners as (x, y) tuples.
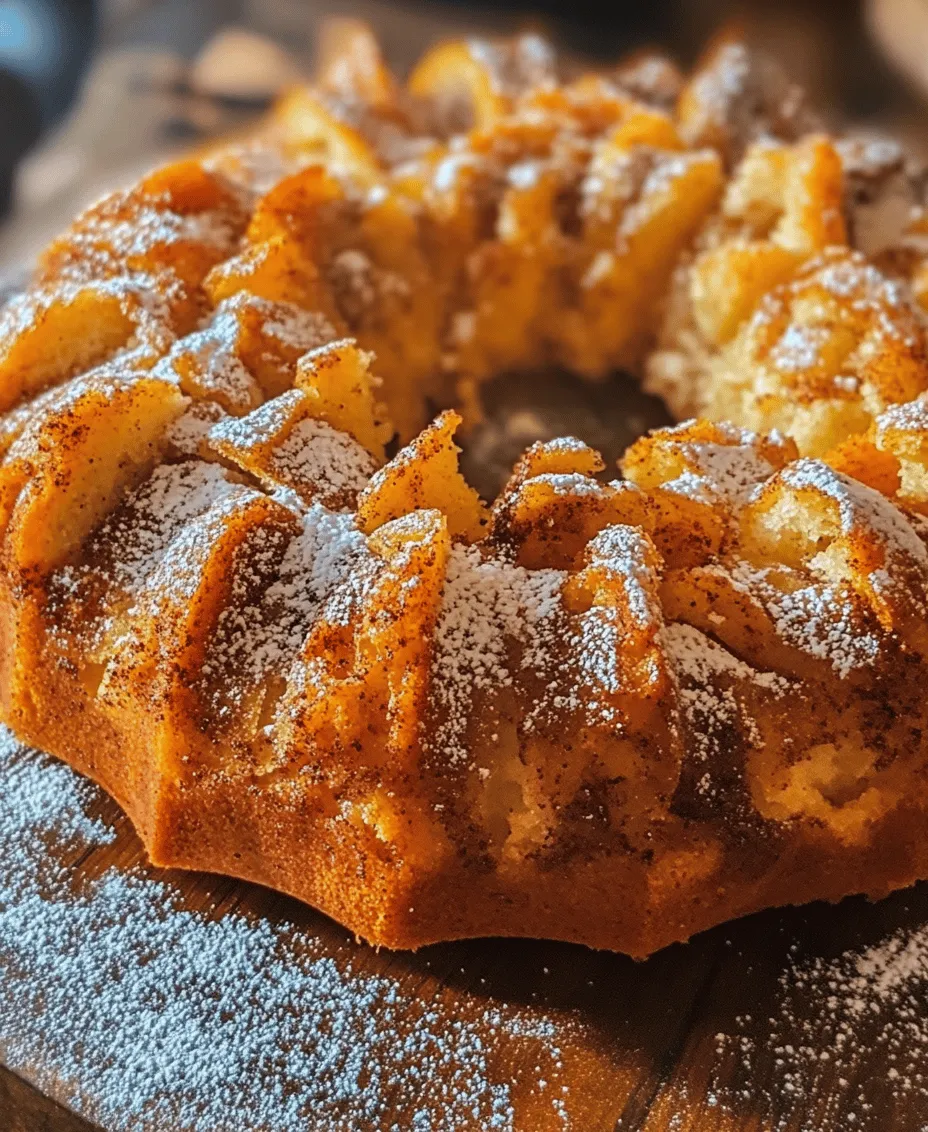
(7, 20), (928, 957)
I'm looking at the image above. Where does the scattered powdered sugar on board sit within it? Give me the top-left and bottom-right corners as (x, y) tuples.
(0, 729), (575, 1132)
(708, 910), (928, 1130)
(5, 690), (928, 1130)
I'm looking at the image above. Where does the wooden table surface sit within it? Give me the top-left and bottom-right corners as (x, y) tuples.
(1, 1067), (100, 1132)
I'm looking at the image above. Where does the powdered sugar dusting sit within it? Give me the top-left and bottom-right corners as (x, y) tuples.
(92, 462), (245, 593)
(261, 304), (336, 351)
(676, 440), (774, 498)
(667, 620), (785, 693)
(269, 417), (376, 506)
(155, 295), (333, 417)
(0, 731), (573, 1131)
(210, 405), (377, 509)
(771, 583), (882, 676)
(50, 462), (246, 629)
(876, 395), (928, 436)
(165, 401), (227, 458)
(588, 524), (661, 631)
(769, 323), (832, 373)
(667, 621), (787, 778)
(155, 309), (259, 413)
(781, 459), (928, 573)
(207, 503), (368, 697)
(46, 202), (237, 286)
(650, 422), (782, 505)
(527, 472), (611, 497)
(710, 913), (928, 1129)
(429, 545), (565, 767)
(726, 560), (883, 678)
(1, 272), (176, 363)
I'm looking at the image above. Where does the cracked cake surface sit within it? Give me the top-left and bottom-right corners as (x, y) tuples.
(5, 20), (928, 956)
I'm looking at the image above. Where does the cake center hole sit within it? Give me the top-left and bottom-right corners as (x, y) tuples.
(459, 368), (673, 500)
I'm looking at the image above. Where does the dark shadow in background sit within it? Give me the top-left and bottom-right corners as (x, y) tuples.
(0, 0), (911, 217)
(0, 0), (97, 210)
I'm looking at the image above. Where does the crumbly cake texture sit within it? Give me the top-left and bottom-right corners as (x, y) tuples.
(7, 22), (928, 958)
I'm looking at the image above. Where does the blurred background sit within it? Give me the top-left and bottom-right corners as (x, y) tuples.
(0, 0), (925, 275)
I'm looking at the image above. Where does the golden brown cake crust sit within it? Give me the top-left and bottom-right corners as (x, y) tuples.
(5, 23), (928, 958)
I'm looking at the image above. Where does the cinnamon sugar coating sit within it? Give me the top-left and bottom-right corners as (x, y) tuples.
(5, 24), (928, 957)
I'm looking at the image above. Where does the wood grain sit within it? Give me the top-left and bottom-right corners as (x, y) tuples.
(0, 1066), (100, 1132)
